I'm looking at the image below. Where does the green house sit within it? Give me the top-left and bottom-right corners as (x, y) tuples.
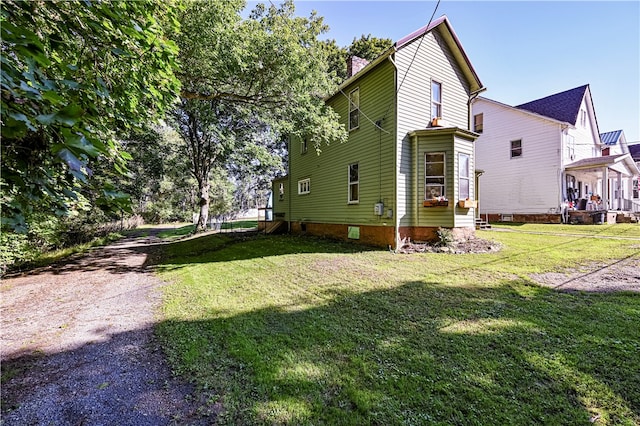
(271, 16), (485, 248)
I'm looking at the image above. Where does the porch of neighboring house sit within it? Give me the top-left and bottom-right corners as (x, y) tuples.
(563, 154), (640, 224)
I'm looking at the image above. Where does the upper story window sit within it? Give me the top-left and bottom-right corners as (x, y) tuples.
(458, 153), (470, 200)
(298, 178), (310, 195)
(349, 88), (359, 131)
(580, 109), (587, 127)
(431, 80), (442, 119)
(425, 152), (445, 199)
(473, 113), (483, 133)
(566, 135), (575, 160)
(510, 139), (522, 159)
(301, 138), (308, 154)
(348, 162), (359, 203)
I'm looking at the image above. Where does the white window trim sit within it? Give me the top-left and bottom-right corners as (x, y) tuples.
(431, 80), (442, 120)
(298, 178), (310, 195)
(458, 152), (470, 200)
(348, 162), (359, 204)
(425, 152), (446, 200)
(510, 139), (523, 159)
(349, 87), (359, 131)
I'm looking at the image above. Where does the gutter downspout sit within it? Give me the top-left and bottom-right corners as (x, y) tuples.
(388, 53), (400, 251)
(468, 88), (485, 221)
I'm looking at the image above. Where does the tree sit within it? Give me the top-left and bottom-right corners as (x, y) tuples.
(348, 34), (393, 61)
(174, 0), (347, 232)
(121, 125), (197, 223)
(0, 1), (180, 231)
(322, 34), (393, 83)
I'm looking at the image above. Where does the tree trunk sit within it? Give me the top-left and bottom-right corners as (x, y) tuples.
(195, 180), (210, 233)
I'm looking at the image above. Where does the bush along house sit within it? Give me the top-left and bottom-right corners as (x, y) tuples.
(270, 16), (486, 249)
(472, 85), (640, 225)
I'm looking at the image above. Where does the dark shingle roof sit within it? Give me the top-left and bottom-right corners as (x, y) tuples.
(629, 144), (640, 161)
(516, 85), (589, 124)
(600, 130), (623, 145)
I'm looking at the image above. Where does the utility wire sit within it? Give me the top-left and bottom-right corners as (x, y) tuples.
(382, 0), (441, 121)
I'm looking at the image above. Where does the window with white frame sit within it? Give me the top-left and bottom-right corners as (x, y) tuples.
(458, 153), (470, 200)
(298, 178), (310, 195)
(425, 152), (446, 199)
(633, 179), (639, 199)
(473, 113), (483, 133)
(510, 139), (522, 158)
(580, 109), (587, 127)
(349, 88), (359, 131)
(566, 135), (575, 160)
(278, 182), (285, 200)
(301, 138), (308, 154)
(348, 163), (359, 203)
(431, 80), (442, 119)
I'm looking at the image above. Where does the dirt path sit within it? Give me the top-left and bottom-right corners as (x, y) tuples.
(1, 228), (208, 425)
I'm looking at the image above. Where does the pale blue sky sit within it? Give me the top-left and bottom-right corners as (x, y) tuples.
(248, 1), (640, 143)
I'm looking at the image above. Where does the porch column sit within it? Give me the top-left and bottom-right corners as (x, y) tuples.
(602, 166), (609, 210)
(617, 171), (623, 210)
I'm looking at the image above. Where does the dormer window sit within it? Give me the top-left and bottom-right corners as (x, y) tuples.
(431, 80), (442, 119)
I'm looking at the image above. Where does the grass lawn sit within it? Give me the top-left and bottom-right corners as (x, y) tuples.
(156, 220), (259, 239)
(154, 226), (640, 425)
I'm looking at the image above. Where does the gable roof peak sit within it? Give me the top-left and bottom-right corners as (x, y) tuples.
(516, 84), (590, 124)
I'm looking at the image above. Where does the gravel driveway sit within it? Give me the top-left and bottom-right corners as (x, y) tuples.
(1, 228), (208, 425)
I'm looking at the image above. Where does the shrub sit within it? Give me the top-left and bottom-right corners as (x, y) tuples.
(436, 227), (454, 247)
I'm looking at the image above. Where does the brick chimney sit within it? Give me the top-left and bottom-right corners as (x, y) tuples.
(347, 56), (370, 78)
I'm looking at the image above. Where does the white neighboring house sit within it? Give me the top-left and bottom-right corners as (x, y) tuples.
(472, 85), (640, 222)
(600, 130), (639, 209)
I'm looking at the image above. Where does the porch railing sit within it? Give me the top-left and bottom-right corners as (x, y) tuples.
(622, 199), (640, 213)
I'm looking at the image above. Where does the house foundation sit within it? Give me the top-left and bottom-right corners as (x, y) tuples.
(290, 222), (396, 248)
(287, 222), (475, 248)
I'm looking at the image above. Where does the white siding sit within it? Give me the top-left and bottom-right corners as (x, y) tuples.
(395, 28), (472, 226)
(473, 98), (563, 214)
(565, 97), (601, 163)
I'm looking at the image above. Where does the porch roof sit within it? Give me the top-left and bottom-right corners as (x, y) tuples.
(565, 153), (640, 176)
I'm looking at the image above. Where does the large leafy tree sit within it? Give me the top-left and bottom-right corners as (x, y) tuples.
(174, 0), (347, 232)
(323, 34), (393, 82)
(1, 0), (180, 231)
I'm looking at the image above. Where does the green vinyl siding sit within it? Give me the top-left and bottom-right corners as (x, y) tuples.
(395, 26), (474, 226)
(411, 129), (478, 228)
(288, 60), (396, 226)
(271, 177), (289, 221)
(453, 135), (476, 228)
(415, 133), (455, 228)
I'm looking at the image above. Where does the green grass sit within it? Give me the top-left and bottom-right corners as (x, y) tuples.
(491, 222), (640, 238)
(5, 232), (123, 273)
(154, 228), (640, 425)
(155, 220), (258, 240)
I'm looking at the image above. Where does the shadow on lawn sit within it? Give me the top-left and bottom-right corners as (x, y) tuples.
(150, 232), (377, 271)
(156, 280), (640, 425)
